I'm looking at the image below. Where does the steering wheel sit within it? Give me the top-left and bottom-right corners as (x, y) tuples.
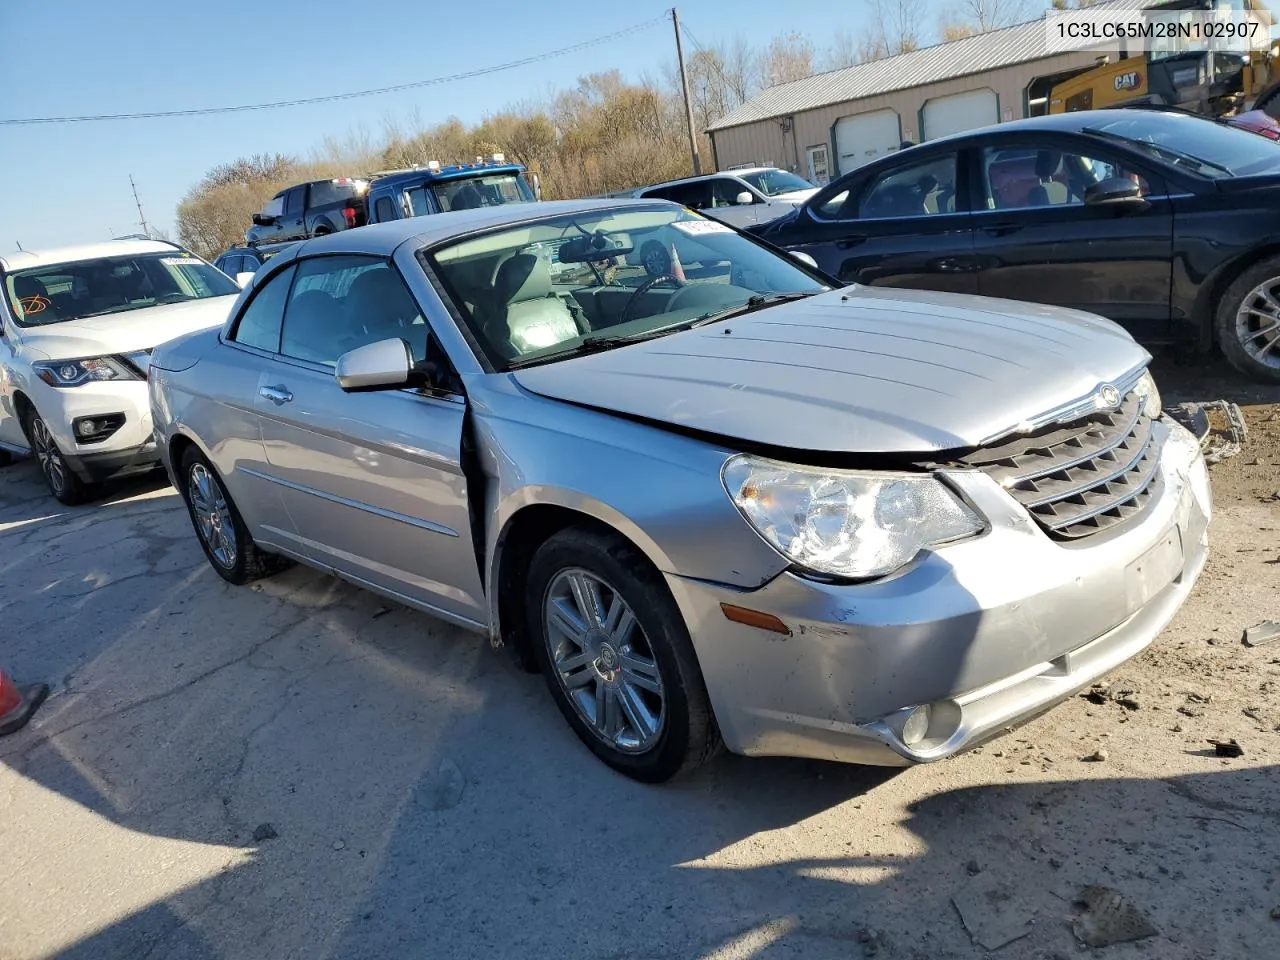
(620, 273), (685, 325)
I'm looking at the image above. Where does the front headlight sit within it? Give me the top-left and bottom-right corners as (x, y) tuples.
(1133, 370), (1162, 419)
(722, 455), (985, 580)
(32, 357), (141, 388)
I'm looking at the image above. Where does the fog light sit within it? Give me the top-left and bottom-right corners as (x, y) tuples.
(71, 413), (125, 444)
(902, 705), (932, 746)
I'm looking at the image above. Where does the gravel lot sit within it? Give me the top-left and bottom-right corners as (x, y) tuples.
(1, 355), (1277, 960)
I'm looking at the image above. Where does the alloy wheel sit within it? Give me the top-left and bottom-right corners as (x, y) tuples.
(188, 462), (237, 569)
(1234, 278), (1280, 370)
(29, 417), (68, 497)
(542, 568), (666, 753)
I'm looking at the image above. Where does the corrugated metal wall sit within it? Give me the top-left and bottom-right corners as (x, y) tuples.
(709, 50), (1105, 177)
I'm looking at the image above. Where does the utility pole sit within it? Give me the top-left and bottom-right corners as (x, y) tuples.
(129, 175), (151, 238)
(672, 8), (702, 176)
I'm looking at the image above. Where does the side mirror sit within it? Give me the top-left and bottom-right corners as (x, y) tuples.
(735, 191), (755, 205)
(532, 173), (543, 201)
(235, 271), (256, 288)
(1084, 177), (1145, 206)
(251, 213), (276, 226)
(789, 251), (819, 269)
(335, 338), (413, 392)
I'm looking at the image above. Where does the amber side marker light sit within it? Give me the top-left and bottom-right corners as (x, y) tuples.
(719, 603), (791, 636)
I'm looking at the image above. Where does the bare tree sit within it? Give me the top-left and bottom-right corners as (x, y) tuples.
(861, 0), (924, 63)
(941, 0), (1031, 36)
(822, 28), (861, 71)
(762, 32), (814, 87)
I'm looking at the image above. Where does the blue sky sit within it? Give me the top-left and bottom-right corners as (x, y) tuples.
(0, 0), (944, 252)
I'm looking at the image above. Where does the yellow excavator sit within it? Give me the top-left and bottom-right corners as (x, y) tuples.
(1048, 0), (1280, 119)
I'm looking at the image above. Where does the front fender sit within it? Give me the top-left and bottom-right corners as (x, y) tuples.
(468, 382), (791, 639)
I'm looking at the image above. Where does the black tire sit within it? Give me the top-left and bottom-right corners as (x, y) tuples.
(179, 446), (291, 585)
(22, 408), (94, 506)
(312, 223), (332, 237)
(1215, 255), (1280, 384)
(640, 239), (672, 278)
(525, 526), (720, 783)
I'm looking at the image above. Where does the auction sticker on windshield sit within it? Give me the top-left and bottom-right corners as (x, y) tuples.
(160, 257), (205, 266)
(672, 220), (732, 236)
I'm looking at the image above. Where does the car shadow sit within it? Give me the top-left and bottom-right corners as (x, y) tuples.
(1148, 350), (1280, 408)
(3, 420), (1268, 959)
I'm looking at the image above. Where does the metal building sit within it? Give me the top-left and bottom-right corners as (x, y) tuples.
(705, 0), (1150, 184)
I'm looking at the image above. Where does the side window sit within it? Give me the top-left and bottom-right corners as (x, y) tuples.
(640, 185), (673, 201)
(675, 181), (713, 209)
(374, 196), (397, 222)
(857, 154), (959, 219)
(710, 178), (751, 207)
(979, 147), (1155, 211)
(231, 263), (296, 352)
(221, 256), (244, 275)
(279, 256), (426, 367)
(814, 187), (851, 218)
(283, 187), (305, 217)
(407, 187), (432, 217)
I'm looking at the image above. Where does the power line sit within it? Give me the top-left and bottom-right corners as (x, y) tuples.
(0, 15), (669, 126)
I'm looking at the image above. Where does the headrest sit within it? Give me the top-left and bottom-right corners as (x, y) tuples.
(495, 253), (553, 304)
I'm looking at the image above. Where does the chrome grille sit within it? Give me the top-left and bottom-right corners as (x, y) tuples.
(960, 390), (1162, 540)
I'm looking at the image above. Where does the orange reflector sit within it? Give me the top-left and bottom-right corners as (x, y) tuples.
(720, 603), (791, 635)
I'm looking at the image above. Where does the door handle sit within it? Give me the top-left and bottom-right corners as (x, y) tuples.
(836, 235), (866, 249)
(259, 385), (293, 405)
(982, 222), (1022, 237)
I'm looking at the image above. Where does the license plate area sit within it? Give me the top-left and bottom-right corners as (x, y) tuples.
(1124, 526), (1183, 610)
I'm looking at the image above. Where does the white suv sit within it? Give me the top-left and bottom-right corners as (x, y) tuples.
(0, 239), (241, 504)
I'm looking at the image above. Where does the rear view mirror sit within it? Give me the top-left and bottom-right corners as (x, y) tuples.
(735, 191), (755, 205)
(335, 338), (413, 392)
(1084, 177), (1145, 206)
(235, 272), (256, 288)
(557, 232), (634, 263)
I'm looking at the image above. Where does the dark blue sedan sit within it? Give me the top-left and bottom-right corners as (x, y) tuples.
(750, 108), (1280, 383)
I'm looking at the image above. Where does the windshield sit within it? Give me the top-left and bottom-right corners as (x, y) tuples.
(425, 205), (827, 370)
(5, 251), (239, 328)
(739, 169), (815, 197)
(1085, 111), (1280, 177)
(432, 173), (535, 212)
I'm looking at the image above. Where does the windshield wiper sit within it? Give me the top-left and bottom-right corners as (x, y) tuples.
(505, 330), (672, 369)
(689, 291), (819, 327)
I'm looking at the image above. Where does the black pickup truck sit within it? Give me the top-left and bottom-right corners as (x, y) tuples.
(245, 178), (370, 244)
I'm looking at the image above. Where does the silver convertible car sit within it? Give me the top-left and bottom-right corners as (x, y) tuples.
(149, 199), (1211, 782)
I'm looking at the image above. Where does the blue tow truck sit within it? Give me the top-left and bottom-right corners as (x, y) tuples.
(364, 154), (541, 223)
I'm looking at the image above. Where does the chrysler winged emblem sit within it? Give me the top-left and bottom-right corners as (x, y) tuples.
(1096, 384), (1121, 410)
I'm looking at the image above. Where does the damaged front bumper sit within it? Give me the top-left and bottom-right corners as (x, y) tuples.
(665, 419), (1212, 767)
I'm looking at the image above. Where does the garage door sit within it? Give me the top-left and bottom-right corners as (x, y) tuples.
(833, 109), (901, 176)
(921, 88), (999, 141)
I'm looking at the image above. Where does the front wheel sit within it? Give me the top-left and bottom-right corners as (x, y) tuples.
(24, 409), (93, 505)
(180, 447), (291, 585)
(1216, 256), (1280, 383)
(525, 526), (720, 783)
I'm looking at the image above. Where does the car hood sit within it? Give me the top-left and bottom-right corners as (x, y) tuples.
(510, 285), (1148, 455)
(17, 297), (237, 361)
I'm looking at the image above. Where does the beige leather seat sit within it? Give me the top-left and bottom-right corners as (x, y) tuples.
(488, 253), (579, 356)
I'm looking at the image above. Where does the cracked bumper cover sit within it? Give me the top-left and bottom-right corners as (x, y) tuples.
(664, 419), (1211, 767)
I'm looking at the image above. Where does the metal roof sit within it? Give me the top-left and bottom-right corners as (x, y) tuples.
(706, 0), (1152, 133)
